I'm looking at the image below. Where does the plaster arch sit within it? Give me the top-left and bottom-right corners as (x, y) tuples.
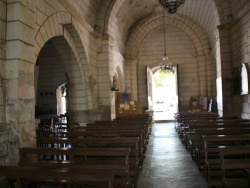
(34, 12), (95, 118)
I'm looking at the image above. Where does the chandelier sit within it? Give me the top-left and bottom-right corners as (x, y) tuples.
(160, 7), (173, 71)
(161, 55), (173, 71)
(158, 0), (185, 14)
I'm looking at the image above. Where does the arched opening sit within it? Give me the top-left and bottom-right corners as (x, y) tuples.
(35, 38), (68, 118)
(34, 36), (81, 130)
(36, 39), (67, 116)
(152, 68), (178, 120)
(56, 83), (67, 116)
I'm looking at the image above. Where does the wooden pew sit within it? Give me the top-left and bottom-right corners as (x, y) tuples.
(0, 166), (115, 188)
(35, 114), (152, 187)
(86, 119), (152, 138)
(18, 147), (131, 188)
(36, 137), (142, 183)
(175, 112), (219, 121)
(183, 123), (250, 150)
(201, 134), (250, 188)
(83, 123), (150, 145)
(84, 123), (150, 147)
(178, 120), (249, 144)
(220, 146), (250, 188)
(52, 130), (147, 155)
(188, 127), (250, 162)
(193, 128), (250, 160)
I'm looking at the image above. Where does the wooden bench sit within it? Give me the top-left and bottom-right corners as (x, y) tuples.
(182, 123), (250, 150)
(220, 146), (250, 188)
(0, 165), (115, 188)
(37, 125), (148, 155)
(82, 123), (150, 145)
(85, 120), (152, 139)
(36, 137), (142, 183)
(52, 130), (148, 155)
(189, 128), (250, 163)
(18, 147), (131, 188)
(179, 120), (249, 144)
(193, 128), (250, 160)
(201, 134), (250, 187)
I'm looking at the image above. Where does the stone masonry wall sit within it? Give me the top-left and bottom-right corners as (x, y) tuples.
(231, 6), (250, 119)
(138, 25), (199, 112)
(1, 0), (104, 165)
(125, 13), (214, 112)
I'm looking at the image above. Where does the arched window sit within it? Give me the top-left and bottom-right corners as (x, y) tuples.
(241, 63), (249, 95)
(56, 84), (67, 115)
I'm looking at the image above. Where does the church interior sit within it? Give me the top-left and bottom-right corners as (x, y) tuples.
(0, 0), (250, 187)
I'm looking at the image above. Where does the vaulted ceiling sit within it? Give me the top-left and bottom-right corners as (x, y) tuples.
(61, 0), (249, 52)
(108, 0), (220, 43)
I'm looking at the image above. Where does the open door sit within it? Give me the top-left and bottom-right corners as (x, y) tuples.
(146, 66), (153, 111)
(173, 65), (179, 112)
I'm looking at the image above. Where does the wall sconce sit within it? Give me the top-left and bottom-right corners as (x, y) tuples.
(111, 86), (119, 91)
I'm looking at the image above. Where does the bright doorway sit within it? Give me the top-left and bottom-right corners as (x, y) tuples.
(152, 68), (178, 120)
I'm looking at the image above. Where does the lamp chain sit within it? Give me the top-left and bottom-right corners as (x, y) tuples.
(163, 8), (167, 59)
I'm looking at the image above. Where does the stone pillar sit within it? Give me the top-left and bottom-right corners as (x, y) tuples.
(96, 35), (114, 120)
(125, 59), (138, 102)
(218, 24), (233, 116)
(137, 60), (148, 113)
(4, 0), (36, 165)
(197, 56), (208, 96)
(206, 56), (216, 99)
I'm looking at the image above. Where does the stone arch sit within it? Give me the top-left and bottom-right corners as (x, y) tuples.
(125, 12), (211, 91)
(115, 66), (124, 92)
(34, 12), (94, 119)
(95, 0), (124, 34)
(125, 13), (210, 60)
(213, 0), (231, 25)
(125, 12), (213, 111)
(247, 13), (250, 63)
(95, 0), (221, 43)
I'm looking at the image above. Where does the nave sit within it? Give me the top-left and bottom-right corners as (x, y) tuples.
(137, 122), (207, 188)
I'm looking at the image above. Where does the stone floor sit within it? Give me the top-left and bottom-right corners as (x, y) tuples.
(137, 121), (207, 188)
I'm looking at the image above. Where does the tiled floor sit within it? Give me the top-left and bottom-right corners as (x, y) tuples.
(137, 121), (207, 188)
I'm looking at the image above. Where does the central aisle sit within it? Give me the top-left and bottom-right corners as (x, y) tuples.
(137, 122), (207, 188)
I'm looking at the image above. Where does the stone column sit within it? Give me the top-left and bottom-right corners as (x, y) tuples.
(125, 59), (138, 102)
(96, 35), (114, 120)
(197, 55), (208, 96)
(4, 0), (36, 165)
(218, 24), (233, 117)
(205, 56), (216, 99)
(137, 60), (148, 113)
